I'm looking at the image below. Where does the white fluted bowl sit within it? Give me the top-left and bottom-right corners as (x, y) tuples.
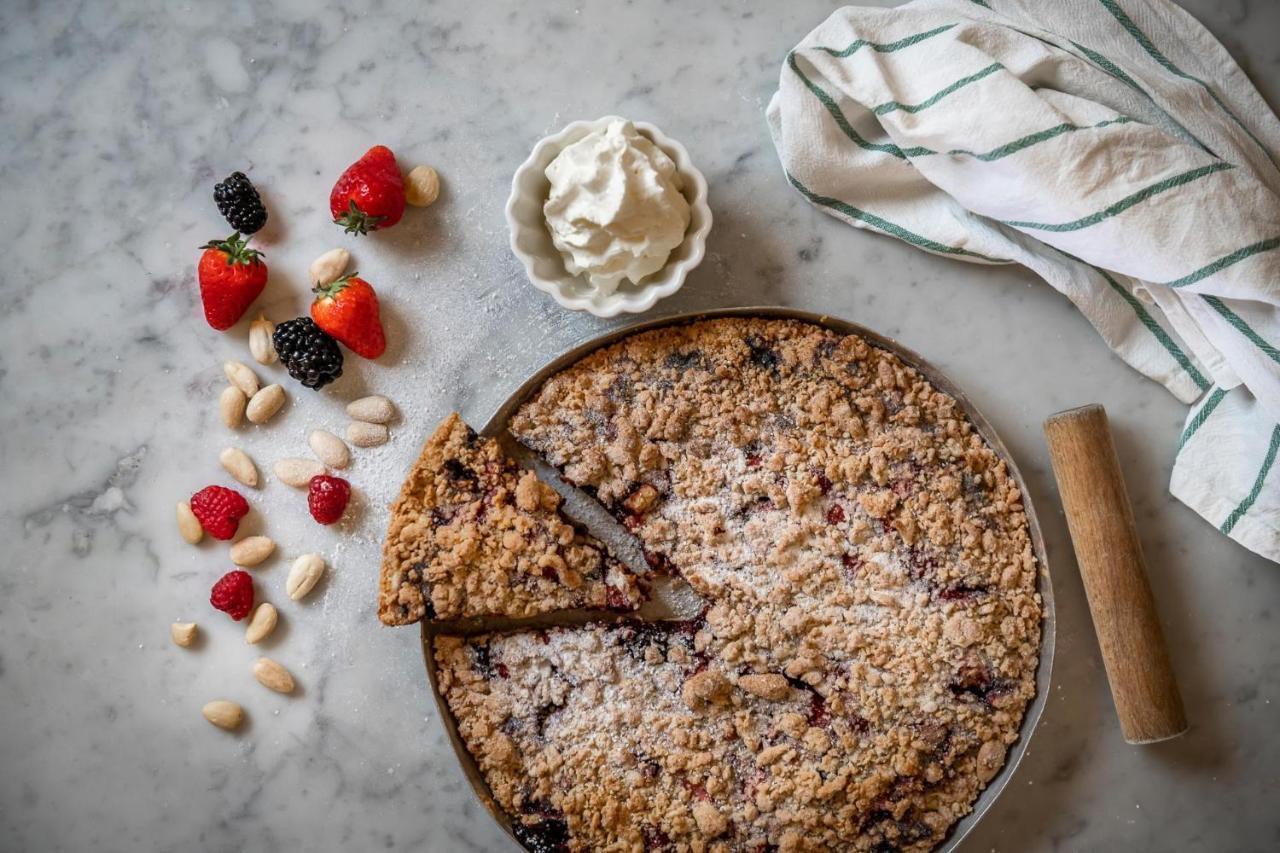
(505, 116), (712, 317)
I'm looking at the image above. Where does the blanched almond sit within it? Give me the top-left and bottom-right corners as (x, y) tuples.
(220, 386), (247, 428)
(253, 657), (295, 693)
(176, 501), (203, 544)
(249, 313), (277, 365)
(345, 395), (396, 424)
(273, 457), (325, 487)
(405, 165), (440, 207)
(309, 247), (351, 287)
(245, 602), (278, 644)
(347, 421), (389, 447)
(219, 446), (259, 488)
(287, 553), (326, 601)
(246, 384), (285, 424)
(308, 429), (350, 469)
(229, 535), (275, 567)
(224, 360), (260, 397)
(170, 622), (198, 647)
(202, 700), (244, 730)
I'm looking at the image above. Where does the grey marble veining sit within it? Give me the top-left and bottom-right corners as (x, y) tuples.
(2, 1), (1278, 851)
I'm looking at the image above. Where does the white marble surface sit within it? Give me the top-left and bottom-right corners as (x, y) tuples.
(2, 1), (1278, 850)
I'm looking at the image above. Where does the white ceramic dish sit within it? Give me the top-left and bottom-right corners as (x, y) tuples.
(505, 116), (713, 317)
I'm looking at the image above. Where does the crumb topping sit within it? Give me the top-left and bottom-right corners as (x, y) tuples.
(427, 318), (1041, 851)
(378, 413), (645, 624)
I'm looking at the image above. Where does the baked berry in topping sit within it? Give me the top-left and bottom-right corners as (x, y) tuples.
(213, 171), (268, 234)
(745, 334), (781, 371)
(272, 316), (343, 390)
(443, 458), (477, 482)
(512, 816), (570, 853)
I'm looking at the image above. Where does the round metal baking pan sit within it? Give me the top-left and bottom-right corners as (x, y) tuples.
(420, 306), (1056, 852)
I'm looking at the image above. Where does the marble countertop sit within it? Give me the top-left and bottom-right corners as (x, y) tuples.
(3, 1), (1278, 850)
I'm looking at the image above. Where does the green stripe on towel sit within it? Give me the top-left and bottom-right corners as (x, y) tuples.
(786, 53), (919, 159)
(1097, 0), (1278, 170)
(1176, 387), (1227, 454)
(872, 63), (1003, 115)
(787, 172), (1003, 260)
(948, 117), (1135, 161)
(1001, 162), (1232, 232)
(812, 24), (956, 59)
(1220, 425), (1280, 535)
(1201, 296), (1280, 366)
(1166, 237), (1280, 288)
(1093, 267), (1210, 390)
(1067, 39), (1210, 154)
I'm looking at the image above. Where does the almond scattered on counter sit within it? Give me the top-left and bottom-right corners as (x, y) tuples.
(246, 384), (286, 424)
(244, 602), (278, 644)
(309, 247), (351, 287)
(170, 622), (198, 647)
(309, 429), (350, 468)
(286, 553), (326, 601)
(219, 446), (259, 488)
(249, 313), (278, 365)
(229, 535), (275, 567)
(253, 657), (295, 693)
(273, 456), (326, 487)
(202, 699), (245, 730)
(220, 386), (247, 429)
(224, 360), (261, 398)
(176, 501), (204, 544)
(347, 421), (389, 447)
(404, 165), (440, 207)
(346, 395), (396, 424)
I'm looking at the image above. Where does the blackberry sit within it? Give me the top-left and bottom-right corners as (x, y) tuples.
(213, 171), (268, 234)
(273, 317), (343, 390)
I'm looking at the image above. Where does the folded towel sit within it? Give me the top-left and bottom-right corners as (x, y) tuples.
(768, 0), (1280, 562)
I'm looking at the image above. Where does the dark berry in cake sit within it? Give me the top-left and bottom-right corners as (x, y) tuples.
(273, 317), (343, 390)
(213, 171), (268, 234)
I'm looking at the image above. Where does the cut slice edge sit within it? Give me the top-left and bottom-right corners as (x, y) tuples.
(379, 413), (650, 626)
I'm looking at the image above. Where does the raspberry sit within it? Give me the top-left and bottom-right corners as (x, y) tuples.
(209, 570), (254, 620)
(307, 475), (350, 525)
(190, 485), (250, 540)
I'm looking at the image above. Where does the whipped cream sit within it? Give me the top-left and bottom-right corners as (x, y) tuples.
(543, 119), (691, 295)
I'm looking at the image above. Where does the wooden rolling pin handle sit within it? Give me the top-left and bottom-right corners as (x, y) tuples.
(1044, 404), (1188, 744)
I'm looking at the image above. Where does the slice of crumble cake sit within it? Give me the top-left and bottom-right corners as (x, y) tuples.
(379, 413), (645, 624)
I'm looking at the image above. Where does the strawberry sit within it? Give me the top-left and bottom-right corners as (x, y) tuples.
(311, 274), (386, 359)
(197, 233), (267, 330)
(329, 145), (405, 235)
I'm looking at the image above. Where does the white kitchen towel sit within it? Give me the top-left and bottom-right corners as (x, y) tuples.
(767, 0), (1280, 562)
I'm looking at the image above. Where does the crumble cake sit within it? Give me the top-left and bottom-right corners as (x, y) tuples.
(378, 413), (645, 624)
(463, 317), (1044, 850)
(437, 619), (1024, 852)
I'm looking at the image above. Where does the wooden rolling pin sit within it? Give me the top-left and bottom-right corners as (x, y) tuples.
(1043, 404), (1188, 744)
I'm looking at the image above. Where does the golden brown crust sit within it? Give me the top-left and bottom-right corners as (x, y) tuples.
(378, 413), (644, 624)
(439, 318), (1042, 850)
